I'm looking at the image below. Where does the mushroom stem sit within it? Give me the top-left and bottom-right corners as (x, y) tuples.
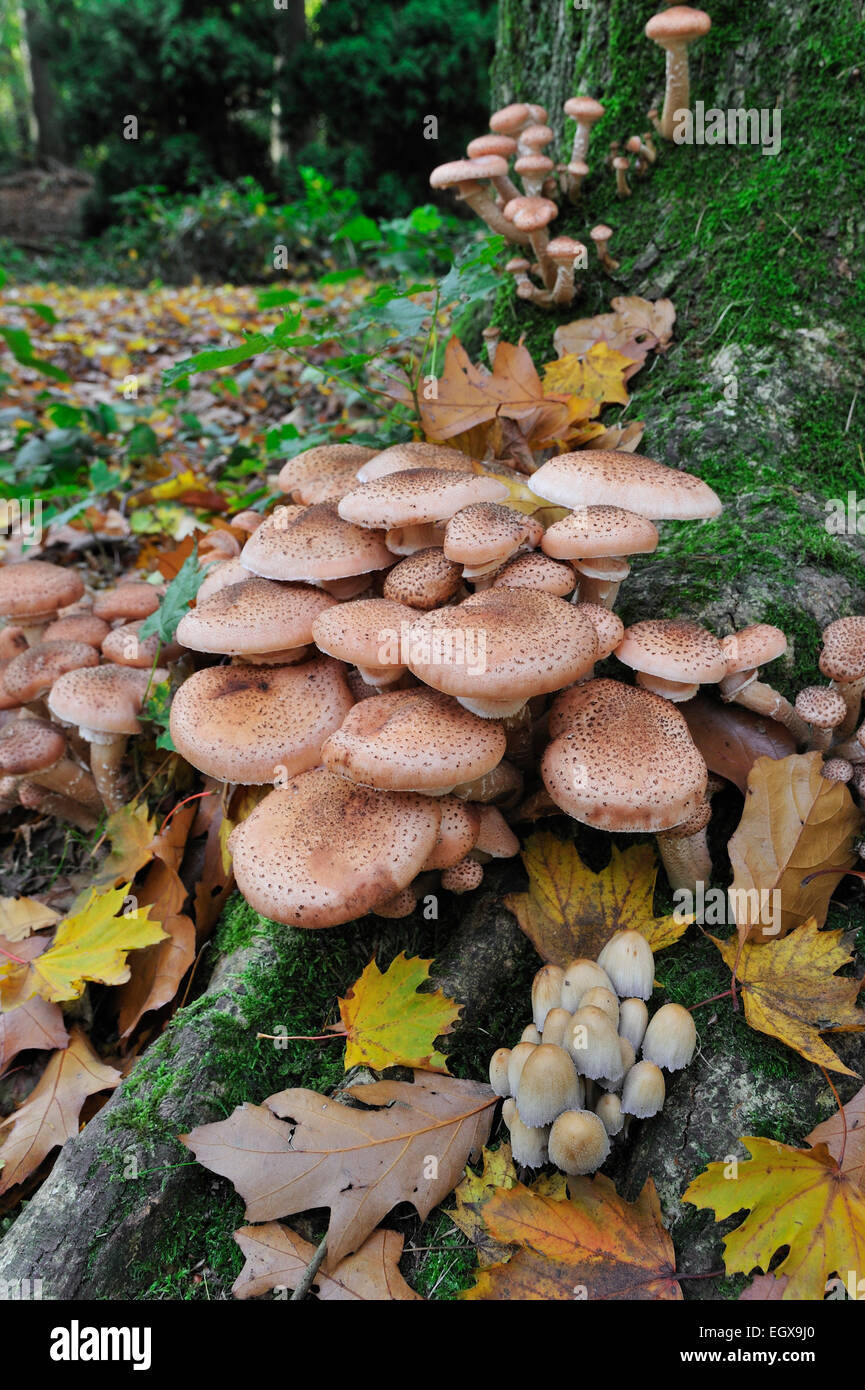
(659, 43), (692, 140)
(576, 572), (623, 609)
(30, 757), (102, 811)
(552, 262), (578, 307)
(720, 678), (810, 744)
(807, 725), (835, 754)
(17, 781), (99, 831)
(501, 704), (535, 770)
(460, 183), (531, 244)
(614, 160), (632, 197)
(87, 733), (130, 812)
(529, 230), (556, 291)
(830, 734), (865, 762)
(656, 825), (712, 895)
(831, 677), (865, 738)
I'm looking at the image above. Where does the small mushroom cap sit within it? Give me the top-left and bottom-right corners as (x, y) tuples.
(546, 237), (586, 262)
(529, 450), (722, 520)
(440, 856), (484, 893)
(3, 640), (99, 702)
(645, 5), (712, 43)
(507, 1041), (538, 1095)
(423, 796), (482, 869)
(42, 614), (110, 648)
(642, 1002), (696, 1071)
(339, 469), (508, 530)
(312, 597), (415, 672)
(489, 1047), (512, 1096)
(521, 1024), (543, 1045)
(0, 627), (27, 661)
(579, 986), (620, 1027)
(542, 679), (707, 832)
(358, 443), (478, 483)
(197, 556), (251, 603)
(0, 716), (66, 775)
(276, 443), (377, 497)
(444, 502), (540, 567)
(516, 1043), (584, 1128)
(241, 502), (393, 583)
(613, 156), (631, 171)
(382, 548), (464, 610)
(322, 687), (507, 793)
(619, 997), (650, 1051)
(823, 758), (854, 783)
(721, 623), (787, 674)
(473, 804), (520, 858)
(228, 768), (441, 928)
(621, 1060), (666, 1118)
(590, 223), (614, 243)
(170, 657), (354, 785)
(542, 505), (659, 560)
(0, 561), (84, 620)
(532, 963), (565, 1032)
(572, 603), (625, 661)
(515, 154), (554, 178)
(567, 1006), (624, 1080)
(504, 1107), (550, 1169)
(502, 196), (559, 231)
(597, 930), (655, 1000)
(616, 620), (727, 684)
(564, 96), (605, 122)
(102, 620), (183, 668)
(548, 1109), (611, 1175)
(819, 616), (865, 682)
(92, 581), (161, 623)
(540, 1007), (573, 1049)
(178, 576), (335, 657)
(467, 133), (517, 159)
(595, 1092), (625, 1136)
(519, 124), (554, 150)
(493, 552), (576, 596)
(794, 685), (848, 729)
(48, 663), (166, 736)
(561, 958), (616, 1011)
(505, 257), (532, 275)
(429, 155), (509, 189)
(406, 589), (598, 704)
(489, 103), (531, 134)
(566, 160), (590, 178)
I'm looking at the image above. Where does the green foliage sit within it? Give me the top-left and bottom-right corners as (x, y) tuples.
(139, 547), (209, 644)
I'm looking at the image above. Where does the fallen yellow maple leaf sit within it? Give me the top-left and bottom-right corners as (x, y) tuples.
(542, 342), (633, 405)
(504, 833), (692, 966)
(727, 753), (860, 942)
(93, 801), (158, 887)
(0, 883), (167, 1008)
(450, 1142), (566, 1266)
(710, 919), (865, 1075)
(683, 1134), (865, 1300)
(333, 953), (461, 1074)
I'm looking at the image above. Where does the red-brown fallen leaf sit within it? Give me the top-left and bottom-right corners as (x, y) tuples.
(805, 1084), (865, 1189)
(0, 993), (69, 1075)
(679, 695), (796, 793)
(419, 336), (575, 446)
(739, 1273), (789, 1300)
(182, 1072), (496, 1268)
(0, 1027), (120, 1193)
(232, 1224), (420, 1301)
(463, 1174), (681, 1300)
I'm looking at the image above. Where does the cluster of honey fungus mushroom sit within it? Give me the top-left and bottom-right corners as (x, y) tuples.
(429, 7), (711, 309)
(491, 935), (697, 1174)
(4, 438), (865, 918)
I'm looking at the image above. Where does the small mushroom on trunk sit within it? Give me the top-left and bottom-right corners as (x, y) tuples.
(645, 6), (712, 141)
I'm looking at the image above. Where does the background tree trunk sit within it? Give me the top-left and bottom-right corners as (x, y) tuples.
(21, 0), (66, 165)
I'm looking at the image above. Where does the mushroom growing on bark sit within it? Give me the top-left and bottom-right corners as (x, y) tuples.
(563, 95), (605, 163)
(589, 223), (619, 272)
(645, 6), (712, 140)
(794, 686), (848, 752)
(819, 616), (865, 738)
(430, 157), (530, 243)
(719, 624), (809, 742)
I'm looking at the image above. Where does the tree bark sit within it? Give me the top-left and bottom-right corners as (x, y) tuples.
(21, 0), (66, 165)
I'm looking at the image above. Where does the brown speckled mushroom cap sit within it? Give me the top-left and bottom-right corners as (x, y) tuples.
(0, 627), (27, 661)
(444, 503), (543, 568)
(42, 613), (110, 648)
(338, 469), (508, 530)
(515, 153), (554, 178)
(321, 688), (506, 793)
(240, 502), (392, 584)
(467, 133), (518, 159)
(573, 603), (625, 660)
(357, 442), (477, 482)
(170, 657), (353, 785)
(819, 616), (865, 682)
(292, 458), (372, 507)
(529, 450), (722, 520)
(0, 561), (84, 622)
(3, 640), (99, 702)
(429, 155), (509, 189)
(101, 621), (183, 668)
(423, 795), (482, 869)
(48, 663), (167, 737)
(276, 443), (377, 497)
(520, 124), (554, 151)
(490, 103), (532, 134)
(197, 556), (251, 603)
(502, 195), (559, 232)
(542, 506), (659, 560)
(312, 597), (415, 671)
(645, 5), (712, 43)
(794, 685), (848, 729)
(0, 716), (66, 775)
(721, 623), (787, 673)
(406, 589), (597, 707)
(616, 620), (727, 685)
(493, 551), (576, 596)
(542, 678), (707, 831)
(177, 576), (335, 658)
(382, 548), (463, 610)
(564, 96), (605, 122)
(227, 768), (442, 928)
(474, 804), (520, 858)
(92, 582), (161, 623)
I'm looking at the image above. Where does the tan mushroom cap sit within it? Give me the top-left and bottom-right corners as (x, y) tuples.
(338, 469), (509, 531)
(529, 450), (722, 520)
(356, 442), (478, 482)
(564, 96), (606, 122)
(227, 769), (442, 928)
(423, 795), (482, 868)
(177, 576), (336, 658)
(429, 155), (509, 189)
(169, 657), (353, 785)
(3, 640), (99, 702)
(645, 5), (712, 43)
(48, 663), (167, 737)
(490, 103), (532, 134)
(292, 457), (372, 506)
(0, 627), (27, 660)
(503, 196), (559, 231)
(574, 603), (625, 660)
(542, 678), (707, 831)
(795, 686), (848, 729)
(542, 506), (659, 560)
(406, 589), (598, 710)
(474, 804), (520, 858)
(240, 502), (393, 583)
(197, 556), (250, 603)
(493, 551), (576, 596)
(819, 616), (865, 682)
(467, 134), (517, 159)
(276, 443), (377, 497)
(92, 582), (161, 623)
(321, 688), (506, 793)
(520, 124), (555, 150)
(515, 153), (554, 177)
(444, 503), (543, 568)
(0, 717), (67, 775)
(312, 596), (414, 672)
(42, 613), (110, 647)
(616, 620), (727, 684)
(546, 236), (586, 261)
(722, 623), (787, 673)
(101, 620), (183, 668)
(382, 547), (463, 610)
(0, 561), (84, 621)
(590, 224), (614, 244)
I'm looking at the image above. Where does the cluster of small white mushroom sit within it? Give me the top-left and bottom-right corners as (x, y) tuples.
(488, 930), (697, 1176)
